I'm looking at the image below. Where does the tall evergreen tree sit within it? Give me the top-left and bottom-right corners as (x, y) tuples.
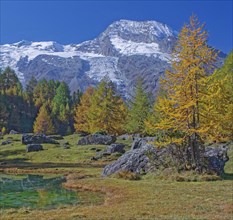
(0, 67), (20, 92)
(33, 79), (57, 108)
(126, 79), (150, 134)
(52, 82), (71, 134)
(152, 15), (217, 170)
(26, 76), (38, 96)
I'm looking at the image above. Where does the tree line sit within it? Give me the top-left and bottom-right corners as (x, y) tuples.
(0, 16), (232, 154)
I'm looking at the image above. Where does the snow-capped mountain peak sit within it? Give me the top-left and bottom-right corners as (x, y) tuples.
(0, 19), (224, 98)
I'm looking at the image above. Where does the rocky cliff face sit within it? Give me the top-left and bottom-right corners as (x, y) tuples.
(0, 20), (225, 97)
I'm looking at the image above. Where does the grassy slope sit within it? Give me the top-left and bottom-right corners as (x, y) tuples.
(0, 134), (232, 220)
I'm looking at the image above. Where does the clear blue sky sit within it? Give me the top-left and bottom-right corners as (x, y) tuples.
(0, 0), (232, 54)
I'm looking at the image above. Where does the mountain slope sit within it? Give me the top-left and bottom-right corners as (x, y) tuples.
(0, 19), (225, 97)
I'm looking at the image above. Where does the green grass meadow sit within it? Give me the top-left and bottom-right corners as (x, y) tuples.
(0, 134), (232, 220)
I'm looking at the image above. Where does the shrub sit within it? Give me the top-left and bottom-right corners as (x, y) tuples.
(115, 171), (141, 180)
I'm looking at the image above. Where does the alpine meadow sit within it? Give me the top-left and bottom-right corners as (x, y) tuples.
(0, 8), (232, 220)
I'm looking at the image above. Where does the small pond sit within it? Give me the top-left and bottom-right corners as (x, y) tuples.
(0, 174), (104, 210)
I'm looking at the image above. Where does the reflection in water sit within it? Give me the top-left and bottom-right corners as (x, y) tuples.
(0, 174), (79, 209)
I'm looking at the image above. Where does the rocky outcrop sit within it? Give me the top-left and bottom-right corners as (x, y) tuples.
(77, 134), (116, 145)
(26, 144), (43, 152)
(22, 134), (58, 145)
(102, 138), (230, 177)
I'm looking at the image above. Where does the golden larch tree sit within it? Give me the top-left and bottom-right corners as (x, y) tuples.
(202, 51), (233, 142)
(153, 15), (217, 170)
(74, 86), (94, 133)
(33, 104), (55, 135)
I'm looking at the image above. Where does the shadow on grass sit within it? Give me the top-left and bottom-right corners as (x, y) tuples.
(0, 157), (105, 169)
(221, 173), (233, 180)
(0, 149), (26, 159)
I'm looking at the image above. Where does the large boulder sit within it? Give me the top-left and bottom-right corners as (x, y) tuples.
(22, 134), (58, 145)
(102, 143), (156, 176)
(77, 134), (116, 145)
(26, 144), (43, 152)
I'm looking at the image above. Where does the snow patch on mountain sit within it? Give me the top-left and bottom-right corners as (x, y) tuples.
(105, 19), (175, 39)
(110, 37), (160, 55)
(85, 56), (120, 83)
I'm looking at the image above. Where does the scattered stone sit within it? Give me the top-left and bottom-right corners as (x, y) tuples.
(77, 134), (116, 145)
(9, 130), (20, 134)
(106, 143), (126, 154)
(26, 144), (43, 152)
(1, 140), (12, 145)
(22, 134), (58, 145)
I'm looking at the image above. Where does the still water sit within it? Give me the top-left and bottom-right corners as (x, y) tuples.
(0, 174), (103, 210)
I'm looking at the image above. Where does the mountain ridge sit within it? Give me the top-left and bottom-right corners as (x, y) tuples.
(0, 19), (225, 97)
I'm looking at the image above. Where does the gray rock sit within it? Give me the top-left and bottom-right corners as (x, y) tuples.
(22, 134), (58, 145)
(26, 144), (43, 152)
(102, 143), (156, 176)
(77, 134), (116, 145)
(9, 130), (20, 134)
(106, 143), (126, 154)
(1, 140), (12, 145)
(204, 145), (229, 175)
